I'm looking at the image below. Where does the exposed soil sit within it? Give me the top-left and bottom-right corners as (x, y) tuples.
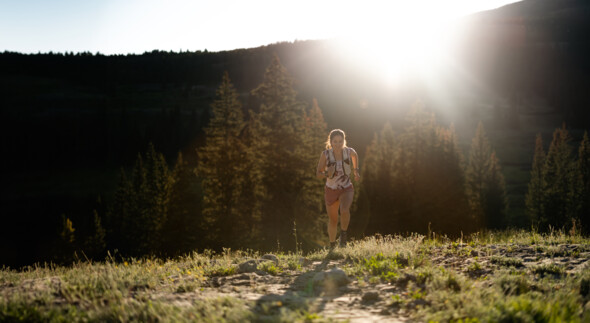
(2, 243), (588, 322)
(152, 243), (590, 322)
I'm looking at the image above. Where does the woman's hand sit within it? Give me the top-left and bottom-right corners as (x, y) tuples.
(354, 169), (360, 182)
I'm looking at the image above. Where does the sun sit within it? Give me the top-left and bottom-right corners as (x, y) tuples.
(331, 2), (459, 87)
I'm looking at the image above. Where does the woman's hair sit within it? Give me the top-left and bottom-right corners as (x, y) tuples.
(325, 129), (347, 149)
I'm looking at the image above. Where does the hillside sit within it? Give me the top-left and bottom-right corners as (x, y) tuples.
(1, 0), (590, 268)
(1, 230), (589, 322)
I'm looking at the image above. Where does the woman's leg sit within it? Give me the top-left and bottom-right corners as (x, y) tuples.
(327, 199), (340, 242)
(339, 189), (354, 231)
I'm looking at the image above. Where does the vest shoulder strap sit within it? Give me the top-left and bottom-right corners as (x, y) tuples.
(327, 149), (335, 164)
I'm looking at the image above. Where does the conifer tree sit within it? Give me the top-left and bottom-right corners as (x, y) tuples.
(295, 98), (328, 246)
(360, 104), (473, 236)
(56, 214), (76, 263)
(434, 125), (473, 233)
(578, 131), (590, 233)
(405, 104), (471, 234)
(105, 168), (132, 253)
(483, 151), (509, 229)
(356, 133), (380, 234)
(363, 122), (399, 233)
(402, 103), (437, 232)
(526, 134), (546, 228)
(248, 55), (320, 250)
(542, 125), (578, 230)
(83, 210), (106, 259)
(163, 152), (203, 256)
(466, 121), (492, 228)
(141, 143), (172, 253)
(197, 72), (250, 249)
(106, 144), (171, 256)
(60, 214), (76, 244)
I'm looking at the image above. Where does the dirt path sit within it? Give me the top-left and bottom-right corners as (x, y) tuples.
(153, 258), (408, 322)
(149, 243), (589, 322)
(3, 242), (587, 322)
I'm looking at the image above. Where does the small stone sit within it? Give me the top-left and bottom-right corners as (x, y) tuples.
(298, 257), (312, 267)
(255, 270), (269, 276)
(262, 254), (279, 265)
(362, 291), (380, 302)
(237, 259), (260, 273)
(312, 267), (350, 295)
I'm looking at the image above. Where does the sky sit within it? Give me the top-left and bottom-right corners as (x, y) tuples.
(0, 0), (521, 55)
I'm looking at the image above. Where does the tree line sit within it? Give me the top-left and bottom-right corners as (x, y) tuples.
(5, 52), (588, 265)
(526, 126), (590, 233)
(359, 110), (589, 237)
(358, 105), (508, 237)
(56, 58), (590, 264)
(55, 56), (328, 262)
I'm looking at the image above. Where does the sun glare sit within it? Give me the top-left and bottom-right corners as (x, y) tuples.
(333, 2), (461, 87)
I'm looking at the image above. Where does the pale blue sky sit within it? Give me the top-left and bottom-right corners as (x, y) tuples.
(1, 0), (521, 55)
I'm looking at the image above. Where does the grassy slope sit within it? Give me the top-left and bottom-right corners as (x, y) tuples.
(1, 230), (589, 322)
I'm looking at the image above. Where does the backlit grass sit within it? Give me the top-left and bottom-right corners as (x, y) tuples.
(1, 230), (588, 322)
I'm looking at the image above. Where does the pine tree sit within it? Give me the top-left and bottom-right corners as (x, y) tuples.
(483, 151), (509, 229)
(542, 125), (578, 230)
(434, 125), (474, 233)
(83, 210), (106, 259)
(356, 133), (380, 234)
(295, 98), (328, 247)
(525, 133), (546, 228)
(56, 214), (76, 263)
(466, 121), (492, 229)
(106, 144), (171, 256)
(360, 104), (473, 237)
(141, 143), (172, 254)
(363, 122), (399, 233)
(60, 215), (76, 244)
(402, 102), (437, 232)
(105, 168), (133, 253)
(197, 72), (250, 249)
(163, 152), (204, 256)
(248, 55), (319, 250)
(577, 131), (590, 233)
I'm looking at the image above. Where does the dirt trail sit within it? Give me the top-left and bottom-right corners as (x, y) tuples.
(151, 243), (589, 322)
(3, 243), (587, 322)
(172, 258), (409, 322)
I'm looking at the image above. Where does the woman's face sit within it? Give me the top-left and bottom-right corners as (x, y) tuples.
(331, 135), (344, 150)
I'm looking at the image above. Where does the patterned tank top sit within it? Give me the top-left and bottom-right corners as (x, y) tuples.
(324, 147), (354, 190)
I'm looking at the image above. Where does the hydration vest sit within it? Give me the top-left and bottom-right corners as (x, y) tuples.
(327, 148), (352, 179)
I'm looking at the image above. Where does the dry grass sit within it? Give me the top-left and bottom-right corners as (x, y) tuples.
(1, 229), (589, 322)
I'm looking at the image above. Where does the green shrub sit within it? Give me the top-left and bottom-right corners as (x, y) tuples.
(496, 273), (531, 296)
(490, 256), (523, 267)
(532, 263), (564, 276)
(257, 261), (283, 276)
(362, 253), (401, 282)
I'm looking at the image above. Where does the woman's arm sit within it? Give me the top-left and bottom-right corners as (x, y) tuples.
(316, 151), (328, 179)
(351, 149), (360, 181)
